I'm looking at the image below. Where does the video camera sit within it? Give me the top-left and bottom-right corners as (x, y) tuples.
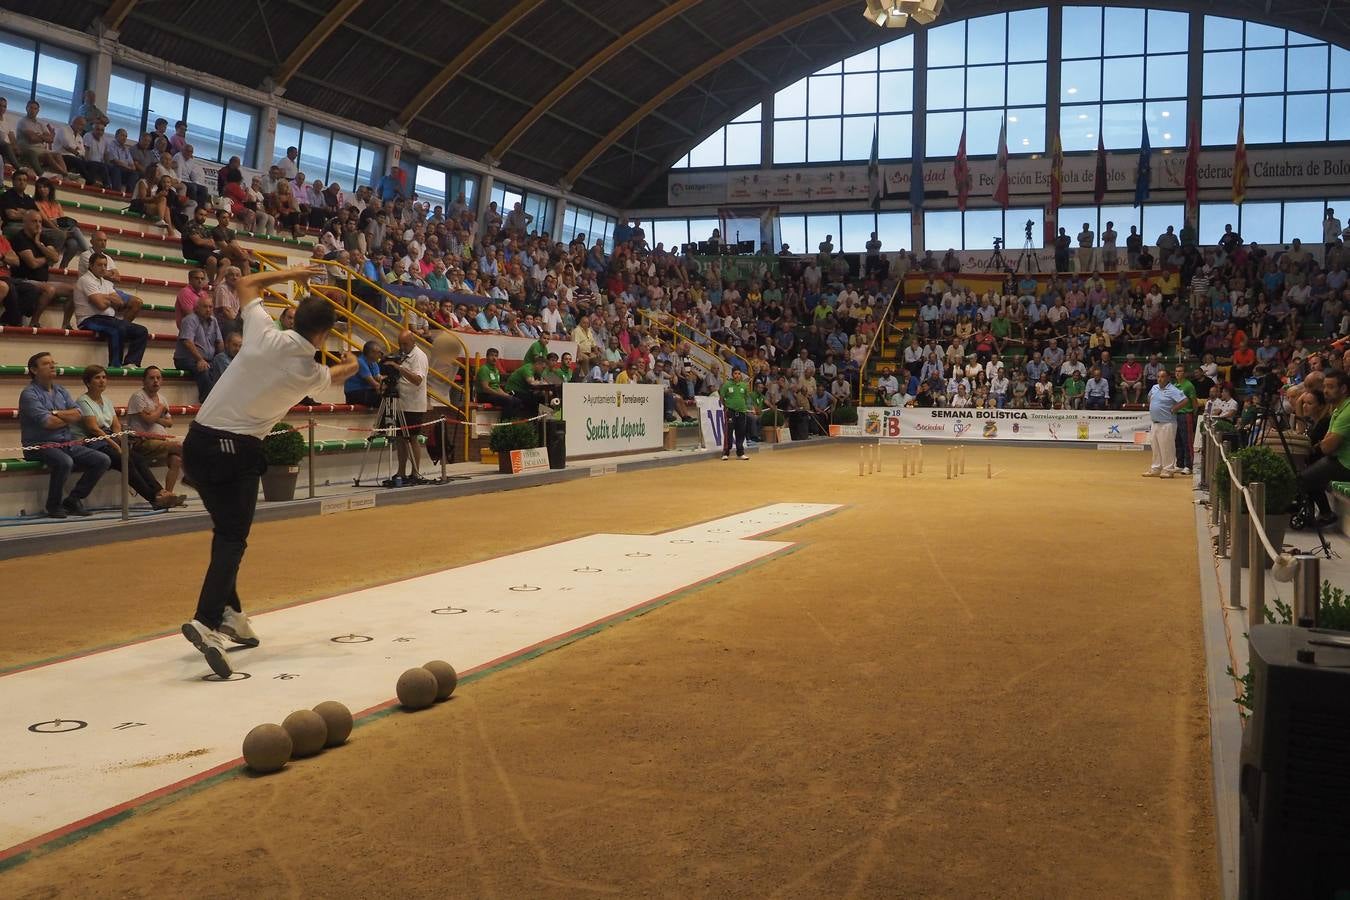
(379, 351), (409, 394)
(1024, 219), (1035, 240)
(992, 237), (1004, 250)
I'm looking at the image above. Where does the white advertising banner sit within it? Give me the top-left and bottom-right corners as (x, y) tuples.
(856, 407), (1154, 444)
(696, 395), (725, 449)
(667, 146), (1350, 206)
(562, 383), (664, 458)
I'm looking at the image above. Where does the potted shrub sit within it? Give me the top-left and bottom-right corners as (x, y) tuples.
(760, 408), (786, 444)
(832, 405), (858, 426)
(489, 421), (541, 473)
(1212, 444), (1298, 568)
(261, 423), (306, 501)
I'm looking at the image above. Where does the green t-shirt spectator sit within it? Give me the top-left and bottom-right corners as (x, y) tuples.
(720, 379), (750, 412)
(1330, 399), (1350, 468)
(477, 361), (502, 394)
(523, 340), (548, 367)
(1063, 375), (1085, 400)
(991, 316), (1010, 339)
(1174, 378), (1198, 415)
(504, 361), (539, 393)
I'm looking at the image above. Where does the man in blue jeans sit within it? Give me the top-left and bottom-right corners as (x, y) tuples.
(1172, 363), (1198, 474)
(18, 351), (110, 517)
(74, 253), (148, 367)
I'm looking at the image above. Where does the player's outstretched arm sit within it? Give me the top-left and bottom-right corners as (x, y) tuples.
(236, 267), (322, 305)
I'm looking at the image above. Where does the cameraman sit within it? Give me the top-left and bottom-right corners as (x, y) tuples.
(390, 330), (427, 482)
(1297, 369), (1350, 528)
(344, 341), (382, 408)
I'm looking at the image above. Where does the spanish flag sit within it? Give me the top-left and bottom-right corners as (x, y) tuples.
(993, 115), (1010, 210)
(1049, 132), (1063, 214)
(1233, 102), (1249, 205)
(954, 124), (970, 212)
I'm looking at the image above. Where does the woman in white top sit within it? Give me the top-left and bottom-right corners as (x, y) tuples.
(75, 365), (183, 509)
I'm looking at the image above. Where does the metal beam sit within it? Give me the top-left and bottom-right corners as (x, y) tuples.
(272, 0), (365, 88)
(565, 0), (856, 186)
(394, 0), (548, 129)
(102, 0), (140, 30)
(488, 0), (709, 163)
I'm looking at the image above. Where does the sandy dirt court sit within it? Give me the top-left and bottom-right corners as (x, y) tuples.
(0, 443), (1216, 898)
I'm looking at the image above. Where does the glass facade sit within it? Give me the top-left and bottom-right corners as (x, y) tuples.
(561, 204), (618, 252)
(273, 115), (385, 192)
(674, 104), (762, 168)
(412, 161), (477, 212)
(109, 66), (258, 163)
(489, 181), (557, 238)
(0, 28), (86, 127)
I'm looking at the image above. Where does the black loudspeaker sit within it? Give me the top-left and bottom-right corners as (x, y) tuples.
(1239, 625), (1350, 899)
(544, 419), (566, 470)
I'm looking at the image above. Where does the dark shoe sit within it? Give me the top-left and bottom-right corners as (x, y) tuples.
(46, 505), (68, 519)
(61, 497), (92, 517)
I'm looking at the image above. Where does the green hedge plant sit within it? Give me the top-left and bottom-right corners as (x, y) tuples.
(264, 423), (306, 467)
(1212, 444), (1297, 516)
(489, 422), (540, 452)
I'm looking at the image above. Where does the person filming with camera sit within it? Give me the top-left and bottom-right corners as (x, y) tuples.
(388, 329), (428, 485)
(1295, 369), (1350, 529)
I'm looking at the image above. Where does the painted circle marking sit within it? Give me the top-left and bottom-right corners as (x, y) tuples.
(331, 634), (374, 643)
(669, 539), (694, 544)
(201, 672), (251, 683)
(625, 552), (652, 558)
(572, 567), (602, 573)
(28, 719), (88, 733)
(431, 607), (468, 615)
(509, 585), (541, 592)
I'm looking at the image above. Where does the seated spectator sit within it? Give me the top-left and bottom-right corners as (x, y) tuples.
(18, 351), (110, 517)
(208, 330), (242, 386)
(74, 252), (149, 367)
(213, 266), (242, 332)
(0, 96), (20, 171)
(53, 116), (107, 186)
(125, 366), (183, 497)
(73, 365), (181, 509)
(84, 121), (134, 193)
(14, 100), (68, 178)
(175, 294), (224, 400)
(128, 174), (179, 236)
(1119, 354), (1144, 405)
(345, 341), (384, 408)
(9, 209), (73, 327)
(175, 268), (211, 325)
(29, 177), (90, 268)
(172, 144), (210, 209)
(180, 206), (222, 280)
(1084, 367), (1111, 409)
(210, 210), (251, 275)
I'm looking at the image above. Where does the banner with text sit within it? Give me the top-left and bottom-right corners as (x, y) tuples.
(562, 383), (664, 458)
(697, 395), (725, 450)
(856, 407), (1153, 443)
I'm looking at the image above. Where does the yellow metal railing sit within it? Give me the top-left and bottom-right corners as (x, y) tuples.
(637, 308), (749, 376)
(855, 279), (907, 405)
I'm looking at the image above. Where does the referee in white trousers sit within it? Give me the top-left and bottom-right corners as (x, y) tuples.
(181, 268), (357, 676)
(1143, 368), (1189, 479)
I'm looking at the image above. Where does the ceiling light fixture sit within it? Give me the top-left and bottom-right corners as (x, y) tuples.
(863, 0), (943, 29)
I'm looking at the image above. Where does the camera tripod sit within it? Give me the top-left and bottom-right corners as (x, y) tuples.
(1249, 398), (1332, 559)
(355, 389), (426, 488)
(1016, 234), (1042, 273)
(983, 241), (1010, 272)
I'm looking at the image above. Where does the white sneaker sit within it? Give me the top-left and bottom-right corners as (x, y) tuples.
(182, 620), (232, 677)
(1180, 467), (1192, 475)
(1160, 471), (1174, 479)
(1141, 470), (1158, 477)
(737, 454), (749, 461)
(219, 607), (260, 647)
(721, 454), (729, 461)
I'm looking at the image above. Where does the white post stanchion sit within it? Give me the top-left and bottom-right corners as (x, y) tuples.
(119, 431), (131, 521)
(1227, 456), (1245, 610)
(1248, 481), (1265, 629)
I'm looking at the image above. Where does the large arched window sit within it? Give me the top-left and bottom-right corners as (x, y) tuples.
(672, 104), (763, 169)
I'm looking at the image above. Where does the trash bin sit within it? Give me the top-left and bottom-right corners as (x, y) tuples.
(545, 419), (567, 469)
(788, 411), (810, 442)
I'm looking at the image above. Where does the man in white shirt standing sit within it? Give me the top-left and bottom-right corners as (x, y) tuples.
(173, 145), (209, 209)
(390, 329), (428, 486)
(181, 269), (357, 676)
(74, 253), (148, 367)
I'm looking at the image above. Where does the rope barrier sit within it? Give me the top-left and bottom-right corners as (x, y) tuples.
(1208, 418), (1286, 567)
(309, 409), (552, 435)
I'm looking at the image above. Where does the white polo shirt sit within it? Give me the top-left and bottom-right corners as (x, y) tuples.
(195, 299), (331, 437)
(397, 345), (429, 414)
(74, 271), (117, 323)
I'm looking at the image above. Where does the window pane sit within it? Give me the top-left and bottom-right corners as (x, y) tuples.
(1103, 57), (1144, 102)
(1061, 104), (1100, 152)
(34, 46), (82, 126)
(928, 21), (966, 67)
(1062, 206), (1098, 236)
(1007, 63), (1046, 106)
(652, 220), (688, 251)
(1061, 59), (1101, 103)
(878, 70), (913, 113)
(1103, 8), (1145, 57)
(924, 210), (963, 252)
(878, 113), (912, 158)
(1008, 8), (1047, 62)
(1062, 6), (1103, 59)
(1143, 204), (1183, 243)
(221, 105), (255, 166)
(927, 68), (964, 110)
(1199, 202), (1240, 242)
(841, 116), (873, 161)
(107, 69), (145, 139)
(0, 33), (36, 104)
(964, 208), (1003, 249)
(1147, 100), (1185, 147)
(778, 215), (805, 254)
(357, 144), (383, 188)
(1201, 97), (1240, 145)
(1286, 93), (1327, 142)
(807, 117), (841, 162)
(925, 111), (963, 158)
(274, 116), (302, 165)
(1333, 47), (1350, 89)
(724, 122), (759, 166)
(1244, 48), (1285, 94)
(1008, 107), (1045, 153)
(840, 212), (875, 252)
(1287, 45), (1329, 92)
(1148, 11), (1189, 55)
(146, 81), (186, 133)
(1098, 204), (1140, 237)
(844, 48), (877, 73)
(1332, 93), (1350, 141)
(775, 79), (807, 118)
(877, 211), (911, 251)
(687, 129), (724, 167)
(1202, 51), (1243, 96)
(966, 14), (1006, 66)
(843, 72), (877, 115)
(1006, 208), (1043, 247)
(1244, 22), (1285, 49)
(1102, 102), (1144, 149)
(1287, 29), (1322, 47)
(966, 65), (1005, 108)
(808, 75), (842, 117)
(414, 165), (447, 207)
(966, 108), (1003, 155)
(1241, 202), (1281, 243)
(1283, 201), (1324, 243)
(185, 90), (224, 160)
(1146, 54), (1188, 99)
(732, 103), (761, 124)
(1245, 94), (1284, 143)
(1204, 16), (1244, 52)
(806, 214), (840, 252)
(298, 124), (331, 182)
(773, 120), (806, 163)
(878, 35), (914, 71)
(328, 135), (359, 191)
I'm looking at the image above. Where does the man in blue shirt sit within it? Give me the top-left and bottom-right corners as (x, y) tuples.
(19, 351), (110, 517)
(1143, 369), (1189, 479)
(375, 167), (403, 203)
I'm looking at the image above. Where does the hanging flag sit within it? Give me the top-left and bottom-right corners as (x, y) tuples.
(993, 116), (1010, 209)
(1047, 132), (1064, 244)
(1134, 116), (1152, 207)
(954, 124), (970, 212)
(867, 123), (883, 212)
(1184, 118), (1200, 225)
(1233, 102), (1249, 205)
(1093, 132), (1108, 205)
